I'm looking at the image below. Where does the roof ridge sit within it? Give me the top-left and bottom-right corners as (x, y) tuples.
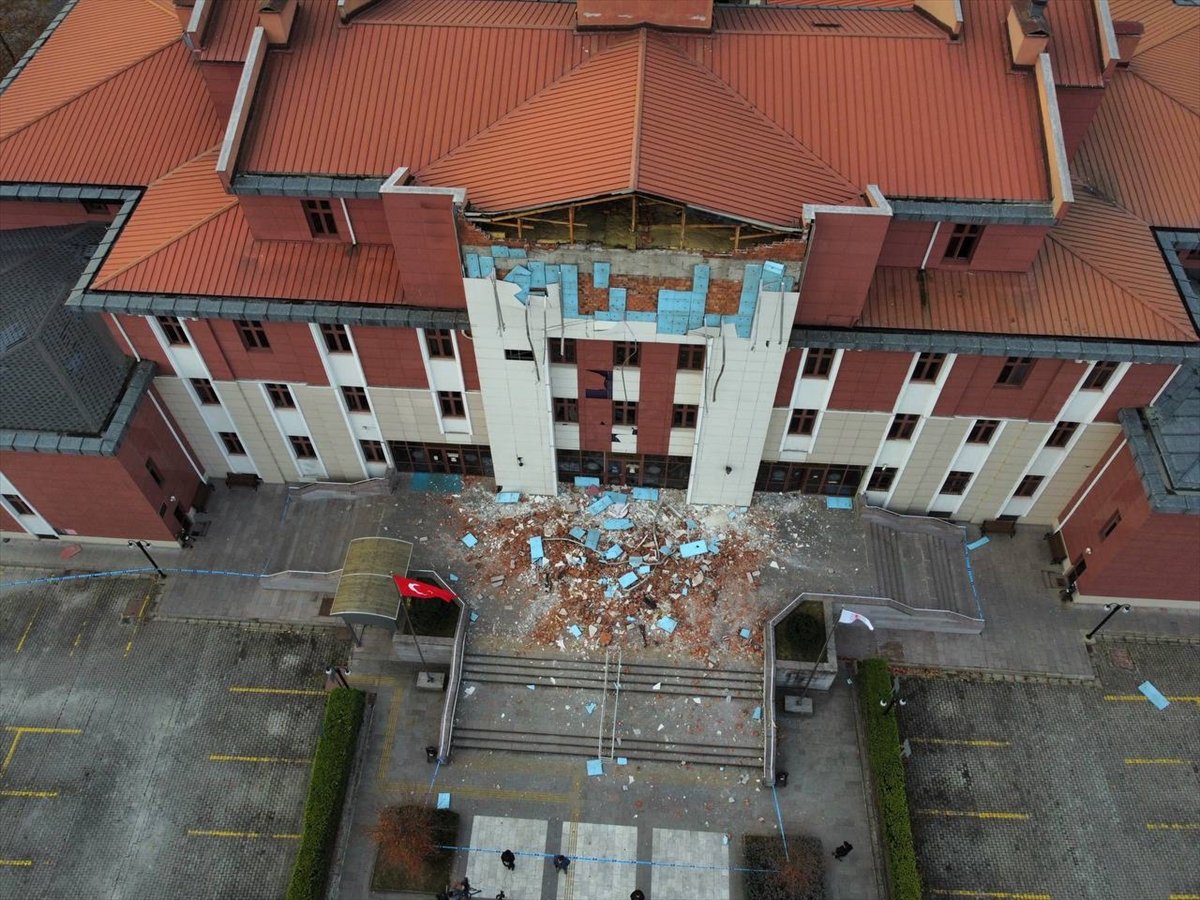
(1126, 39), (1200, 116)
(0, 37), (180, 145)
(629, 30), (647, 190)
(1131, 15), (1200, 58)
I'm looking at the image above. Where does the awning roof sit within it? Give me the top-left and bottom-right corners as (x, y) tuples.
(330, 537), (414, 628)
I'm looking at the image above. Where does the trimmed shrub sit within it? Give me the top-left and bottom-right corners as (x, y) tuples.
(371, 805), (459, 892)
(857, 658), (921, 900)
(286, 688), (366, 900)
(743, 834), (826, 900)
(775, 601), (827, 662)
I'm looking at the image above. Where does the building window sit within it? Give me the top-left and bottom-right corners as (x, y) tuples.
(1014, 474), (1043, 498)
(911, 352), (946, 382)
(996, 356), (1033, 386)
(342, 385), (371, 413)
(289, 435), (317, 459)
(867, 466), (897, 492)
(553, 397), (579, 423)
(672, 404), (698, 429)
(887, 414), (920, 440)
(219, 432), (246, 455)
(1045, 421), (1080, 449)
(320, 323), (352, 353)
(360, 440), (387, 463)
(438, 391), (466, 418)
(303, 199), (338, 237)
(788, 408), (818, 436)
(943, 223), (983, 262)
(265, 383), (295, 409)
(613, 401), (638, 426)
(234, 319), (270, 350)
(504, 348), (536, 361)
(940, 470), (972, 495)
(613, 341), (640, 367)
(156, 315), (189, 346)
(3, 494), (34, 516)
(80, 199), (113, 215)
(549, 338), (576, 364)
(426, 329), (455, 358)
(966, 419), (999, 444)
(145, 458), (164, 487)
(191, 378), (220, 405)
(802, 348), (836, 378)
(754, 462), (864, 496)
(1100, 510), (1121, 540)
(678, 344), (706, 371)
(1082, 361), (1119, 390)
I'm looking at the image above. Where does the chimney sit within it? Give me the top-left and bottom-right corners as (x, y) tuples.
(338, 0), (381, 24)
(258, 0), (297, 47)
(172, 0), (195, 32)
(1113, 21), (1144, 66)
(1007, 0), (1052, 68)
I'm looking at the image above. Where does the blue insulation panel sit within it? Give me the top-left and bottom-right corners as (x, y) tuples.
(569, 526), (586, 540)
(604, 491), (626, 504)
(479, 256), (495, 278)
(603, 518), (633, 531)
(618, 572), (638, 589)
(495, 491), (521, 503)
(679, 540), (708, 558)
(529, 260), (547, 289)
(627, 311), (656, 322)
(588, 495), (613, 515)
(608, 287), (626, 314)
(631, 487), (659, 501)
(585, 529), (601, 551)
(546, 265), (560, 284)
(594, 261), (610, 289)
(704, 314), (721, 327)
(692, 263), (710, 296)
(826, 496), (854, 510)
(604, 544), (624, 561)
(508, 247), (527, 258)
(465, 254), (481, 278)
(491, 245), (510, 258)
(1139, 681), (1170, 709)
(561, 264), (579, 317)
(574, 476), (601, 487)
(528, 536), (544, 562)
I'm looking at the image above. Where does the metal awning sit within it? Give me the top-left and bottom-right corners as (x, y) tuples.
(330, 537), (414, 630)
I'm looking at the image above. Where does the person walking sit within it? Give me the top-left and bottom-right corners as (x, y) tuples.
(500, 849), (516, 871)
(553, 854), (571, 873)
(833, 841), (853, 860)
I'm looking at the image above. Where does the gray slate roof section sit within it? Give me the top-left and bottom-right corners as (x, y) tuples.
(231, 173), (385, 199)
(888, 199), (1057, 226)
(1154, 229), (1200, 335)
(1119, 363), (1200, 514)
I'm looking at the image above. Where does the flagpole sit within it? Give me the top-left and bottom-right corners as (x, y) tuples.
(798, 619), (838, 700)
(394, 575), (428, 669)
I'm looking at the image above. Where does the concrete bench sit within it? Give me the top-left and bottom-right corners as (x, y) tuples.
(981, 518), (1017, 537)
(224, 472), (262, 490)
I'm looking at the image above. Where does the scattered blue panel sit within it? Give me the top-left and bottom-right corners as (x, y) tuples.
(659, 545), (674, 557)
(692, 263), (710, 297)
(465, 254), (481, 278)
(761, 259), (786, 291)
(561, 264), (580, 317)
(657, 616), (678, 634)
(448, 573), (459, 582)
(682, 586), (688, 596)
(569, 526), (586, 541)
(593, 261), (611, 289)
(469, 610), (479, 622)
(461, 533), (478, 548)
(608, 287), (627, 315)
(728, 510), (739, 521)
(585, 529), (601, 551)
(598, 577), (609, 585)
(738, 506), (749, 512)
(546, 265), (560, 284)
(752, 706), (762, 721)
(411, 473), (462, 493)
(505, 268), (531, 304)
(495, 492), (521, 503)
(509, 247), (527, 258)
(685, 518), (699, 531)
(740, 628), (752, 639)
(604, 518), (633, 531)
(630, 556), (643, 567)
(492, 245), (511, 258)
(616, 757), (628, 765)
(1139, 681), (1170, 710)
(637, 565), (651, 575)
(604, 545), (624, 561)
(506, 264), (531, 279)
(605, 584), (617, 598)
(605, 491), (626, 504)
(709, 542), (721, 555)
(782, 275), (795, 291)
(585, 702), (597, 715)
(568, 624), (583, 638)
(632, 486), (659, 502)
(627, 310), (657, 322)
(626, 615), (637, 623)
(529, 260), (547, 289)
(618, 572), (638, 589)
(479, 256), (496, 278)
(732, 315), (753, 338)
(436, 792), (451, 810)
(826, 496), (854, 510)
(588, 495), (613, 515)
(966, 537), (990, 551)
(587, 758), (604, 777)
(679, 540), (708, 558)
(575, 476), (601, 487)
(528, 536), (544, 562)
(703, 313), (721, 327)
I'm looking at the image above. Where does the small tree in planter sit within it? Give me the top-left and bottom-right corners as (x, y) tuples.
(371, 802), (459, 893)
(743, 834), (826, 900)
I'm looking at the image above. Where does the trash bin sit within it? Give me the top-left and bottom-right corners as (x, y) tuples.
(775, 771), (789, 788)
(425, 745), (439, 764)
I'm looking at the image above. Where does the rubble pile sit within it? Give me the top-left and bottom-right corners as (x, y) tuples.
(452, 483), (776, 660)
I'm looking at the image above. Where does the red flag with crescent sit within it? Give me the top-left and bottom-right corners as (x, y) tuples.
(393, 575), (456, 603)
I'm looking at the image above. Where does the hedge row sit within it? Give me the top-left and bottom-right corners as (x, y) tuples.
(857, 658), (922, 900)
(286, 688), (366, 900)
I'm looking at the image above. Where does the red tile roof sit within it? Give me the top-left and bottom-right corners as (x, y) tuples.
(1046, 0), (1106, 87)
(197, 0), (261, 63)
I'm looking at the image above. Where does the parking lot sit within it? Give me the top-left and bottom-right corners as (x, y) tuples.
(899, 640), (1200, 900)
(0, 567), (346, 899)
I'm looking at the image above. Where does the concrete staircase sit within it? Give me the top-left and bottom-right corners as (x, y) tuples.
(454, 652), (764, 768)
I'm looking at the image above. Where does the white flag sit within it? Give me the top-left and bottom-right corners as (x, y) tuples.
(839, 608), (875, 631)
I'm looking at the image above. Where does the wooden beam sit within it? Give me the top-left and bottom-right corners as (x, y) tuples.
(568, 205), (575, 243)
(679, 206), (687, 249)
(734, 224), (741, 252)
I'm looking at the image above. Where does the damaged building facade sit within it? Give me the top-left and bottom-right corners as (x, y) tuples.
(0, 0), (1197, 604)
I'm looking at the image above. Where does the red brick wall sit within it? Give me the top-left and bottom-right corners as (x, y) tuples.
(1057, 86), (1106, 160)
(117, 394), (204, 513)
(0, 199), (114, 230)
(239, 196), (346, 243)
(576, 341), (614, 451)
(796, 212), (890, 326)
(380, 192), (466, 307)
(198, 319), (327, 384)
(877, 220), (935, 268)
(926, 225), (1048, 273)
(187, 319), (234, 380)
(636, 344), (678, 455)
(198, 62), (240, 123)
(935, 355), (1064, 420)
(1061, 442), (1200, 603)
(0, 505), (21, 532)
(1028, 359), (1089, 420)
(774, 349), (802, 407)
(103, 314), (174, 375)
(828, 350), (912, 412)
(457, 332), (480, 390)
(1096, 363), (1176, 422)
(344, 199), (391, 244)
(355, 326), (427, 388)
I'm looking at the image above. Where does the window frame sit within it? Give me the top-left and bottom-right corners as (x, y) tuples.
(341, 385), (371, 413)
(1082, 361), (1119, 391)
(943, 223), (983, 262)
(966, 418), (1000, 444)
(549, 338), (577, 364)
(887, 413), (920, 440)
(265, 382), (295, 409)
(553, 397), (579, 424)
(3, 494), (35, 516)
(787, 408), (818, 436)
(438, 390), (466, 418)
(613, 401), (638, 427)
(234, 319), (270, 350)
(996, 356), (1033, 387)
(145, 458), (164, 487)
(359, 439), (387, 464)
(1014, 474), (1043, 498)
(190, 378), (220, 405)
(320, 323), (352, 354)
(425, 329), (455, 359)
(288, 435), (317, 460)
(910, 352), (946, 383)
(802, 348), (836, 378)
(677, 344), (706, 371)
(939, 470), (973, 496)
(867, 466), (897, 492)
(303, 199), (339, 238)
(613, 341), (640, 367)
(672, 404), (699, 429)
(218, 432), (246, 455)
(1100, 510), (1121, 540)
(504, 348), (536, 362)
(156, 315), (189, 346)
(1045, 421), (1080, 449)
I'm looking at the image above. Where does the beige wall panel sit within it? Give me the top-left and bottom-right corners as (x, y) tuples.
(292, 386), (362, 481)
(960, 422), (1050, 521)
(218, 382), (292, 482)
(668, 429), (696, 457)
(809, 411), (889, 466)
(370, 388), (445, 443)
(1026, 422), (1123, 525)
(761, 409), (789, 461)
(890, 418), (969, 512)
(154, 376), (226, 477)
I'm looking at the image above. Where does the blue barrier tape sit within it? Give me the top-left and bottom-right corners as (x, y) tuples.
(436, 844), (771, 873)
(0, 567), (261, 589)
(771, 783), (789, 862)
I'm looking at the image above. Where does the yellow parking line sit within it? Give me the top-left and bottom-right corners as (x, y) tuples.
(1104, 695), (1200, 704)
(228, 686), (326, 697)
(919, 810), (1030, 820)
(208, 755), (311, 764)
(1147, 823), (1200, 831)
(187, 829), (300, 839)
(0, 789), (58, 798)
(929, 891), (1050, 899)
(3, 727), (82, 735)
(910, 738), (1010, 748)
(124, 593), (151, 658)
(1, 735), (21, 777)
(15, 596), (46, 654)
(1125, 758), (1189, 765)
(1169, 894), (1200, 899)
(0, 859), (33, 868)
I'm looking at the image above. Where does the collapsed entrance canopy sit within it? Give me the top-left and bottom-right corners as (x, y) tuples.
(331, 537), (414, 632)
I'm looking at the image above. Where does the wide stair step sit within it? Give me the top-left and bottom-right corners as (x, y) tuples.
(452, 726), (763, 768)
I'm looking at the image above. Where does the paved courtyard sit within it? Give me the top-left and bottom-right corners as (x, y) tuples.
(899, 640), (1200, 900)
(0, 567), (346, 900)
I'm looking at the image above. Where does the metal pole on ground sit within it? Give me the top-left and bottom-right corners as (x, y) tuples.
(1085, 603), (1131, 641)
(128, 540), (165, 578)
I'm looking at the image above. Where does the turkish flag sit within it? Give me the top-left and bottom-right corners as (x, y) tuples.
(393, 575), (457, 603)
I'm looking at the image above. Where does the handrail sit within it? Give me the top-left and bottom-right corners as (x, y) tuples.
(429, 568), (470, 765)
(288, 478), (387, 496)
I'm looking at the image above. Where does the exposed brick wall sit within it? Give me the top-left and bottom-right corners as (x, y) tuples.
(636, 344), (678, 455)
(198, 62), (240, 123)
(578, 272), (742, 316)
(1096, 363), (1177, 422)
(935, 355), (1066, 420)
(828, 350), (911, 411)
(877, 220), (935, 268)
(774, 349), (802, 407)
(1028, 359), (1090, 420)
(796, 212), (890, 327)
(1057, 86), (1106, 160)
(381, 192), (465, 307)
(0, 199), (114, 230)
(457, 332), (480, 390)
(576, 340), (614, 451)
(201, 319), (328, 384)
(355, 326), (427, 388)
